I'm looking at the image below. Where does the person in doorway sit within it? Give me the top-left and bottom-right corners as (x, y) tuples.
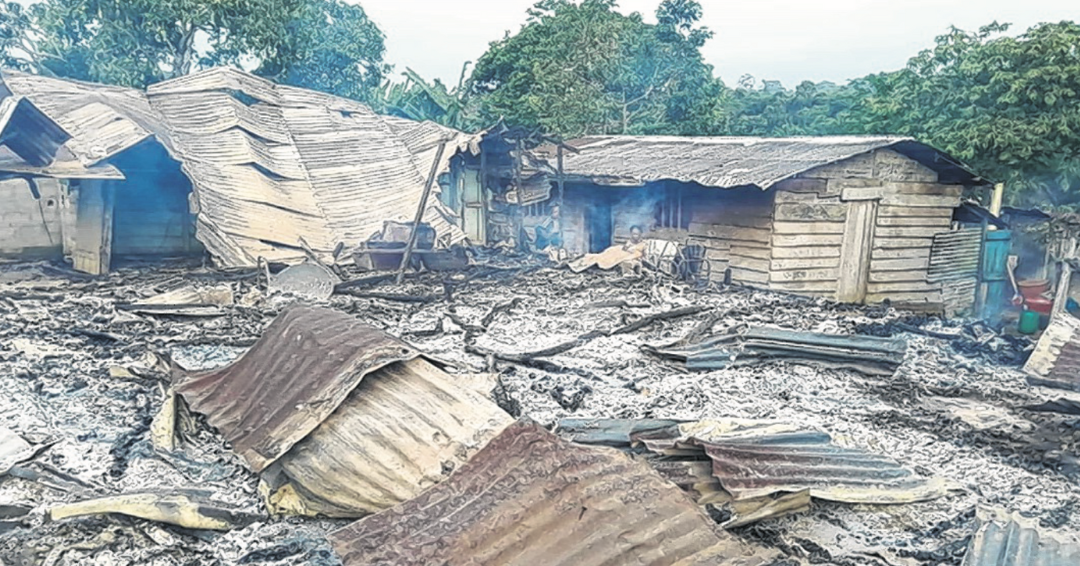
(534, 204), (562, 251)
(623, 225), (646, 252)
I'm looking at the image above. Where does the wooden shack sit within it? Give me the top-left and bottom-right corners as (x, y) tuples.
(457, 136), (992, 310)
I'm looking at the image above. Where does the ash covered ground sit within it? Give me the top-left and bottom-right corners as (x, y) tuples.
(1, 259), (1079, 565)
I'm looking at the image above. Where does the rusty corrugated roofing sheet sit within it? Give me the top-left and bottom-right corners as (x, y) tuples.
(647, 326), (908, 376)
(962, 508), (1080, 566)
(532, 135), (985, 189)
(1024, 315), (1080, 393)
(175, 304), (420, 472)
(329, 420), (780, 566)
(263, 357), (512, 517)
(638, 420), (953, 503)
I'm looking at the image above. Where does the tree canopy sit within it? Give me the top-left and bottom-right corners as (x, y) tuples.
(1, 0), (1078, 208)
(852, 22), (1080, 207)
(0, 0), (387, 99)
(468, 0), (727, 137)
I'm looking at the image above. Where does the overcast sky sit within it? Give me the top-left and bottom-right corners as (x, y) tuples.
(358, 0), (1077, 88)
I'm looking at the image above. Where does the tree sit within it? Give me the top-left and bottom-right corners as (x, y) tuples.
(469, 0), (727, 137)
(851, 22), (1080, 207)
(371, 64), (476, 130)
(0, 0), (387, 100)
(727, 78), (861, 136)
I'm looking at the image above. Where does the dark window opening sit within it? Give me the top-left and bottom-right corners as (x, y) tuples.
(655, 187), (690, 230)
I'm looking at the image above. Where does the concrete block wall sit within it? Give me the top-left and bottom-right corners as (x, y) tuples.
(0, 178), (64, 256)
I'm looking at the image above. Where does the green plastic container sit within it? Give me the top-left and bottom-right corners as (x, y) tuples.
(1018, 310), (1041, 335)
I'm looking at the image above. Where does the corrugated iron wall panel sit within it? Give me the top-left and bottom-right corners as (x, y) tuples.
(928, 228), (982, 283)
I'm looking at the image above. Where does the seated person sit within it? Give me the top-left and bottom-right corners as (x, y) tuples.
(534, 204), (562, 251)
(568, 225), (649, 273)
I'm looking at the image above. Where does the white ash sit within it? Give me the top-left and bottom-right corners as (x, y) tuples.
(1, 260), (1076, 565)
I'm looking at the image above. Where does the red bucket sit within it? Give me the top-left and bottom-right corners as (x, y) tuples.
(1026, 296), (1054, 315)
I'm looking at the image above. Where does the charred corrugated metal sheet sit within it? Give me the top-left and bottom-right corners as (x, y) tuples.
(329, 420), (780, 566)
(634, 420), (954, 504)
(0, 95), (122, 179)
(1, 70), (165, 162)
(962, 508), (1080, 566)
(1024, 315), (1080, 393)
(176, 305), (512, 517)
(0, 96), (68, 166)
(647, 325), (907, 376)
(175, 305), (421, 472)
(531, 136), (986, 189)
(558, 417), (685, 446)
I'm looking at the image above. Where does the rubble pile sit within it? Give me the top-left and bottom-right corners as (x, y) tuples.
(2, 258), (1079, 565)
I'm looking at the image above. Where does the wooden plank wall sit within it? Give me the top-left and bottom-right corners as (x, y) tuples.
(768, 149), (962, 305)
(685, 187), (774, 285)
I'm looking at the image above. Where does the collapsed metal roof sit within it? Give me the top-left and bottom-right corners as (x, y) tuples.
(0, 95), (122, 179)
(0, 67), (477, 266)
(329, 420), (780, 566)
(531, 135), (987, 188)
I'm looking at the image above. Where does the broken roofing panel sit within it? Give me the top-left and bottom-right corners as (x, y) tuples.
(175, 305), (511, 517)
(175, 304), (426, 473)
(1024, 315), (1080, 393)
(1, 70), (164, 163)
(261, 357), (511, 517)
(531, 135), (987, 189)
(647, 325), (908, 376)
(962, 508), (1080, 566)
(565, 418), (953, 506)
(0, 96), (68, 166)
(329, 420), (779, 566)
(0, 96), (123, 179)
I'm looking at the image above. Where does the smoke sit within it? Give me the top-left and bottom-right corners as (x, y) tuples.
(615, 189), (667, 234)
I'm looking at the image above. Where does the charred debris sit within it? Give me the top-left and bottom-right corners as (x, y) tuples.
(2, 251), (1080, 566)
(2, 68), (1080, 566)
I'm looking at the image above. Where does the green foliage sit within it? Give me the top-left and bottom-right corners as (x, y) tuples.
(852, 22), (1080, 207)
(726, 21), (1080, 209)
(469, 0), (727, 137)
(727, 78), (861, 136)
(0, 0), (386, 99)
(370, 64), (475, 130)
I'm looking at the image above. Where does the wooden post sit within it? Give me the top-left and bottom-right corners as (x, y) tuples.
(988, 183), (1005, 231)
(396, 141), (447, 284)
(557, 144), (565, 243)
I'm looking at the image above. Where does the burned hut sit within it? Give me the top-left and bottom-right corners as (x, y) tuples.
(455, 135), (992, 310)
(0, 68), (475, 273)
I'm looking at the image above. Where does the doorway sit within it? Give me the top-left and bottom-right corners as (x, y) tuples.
(586, 198), (613, 253)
